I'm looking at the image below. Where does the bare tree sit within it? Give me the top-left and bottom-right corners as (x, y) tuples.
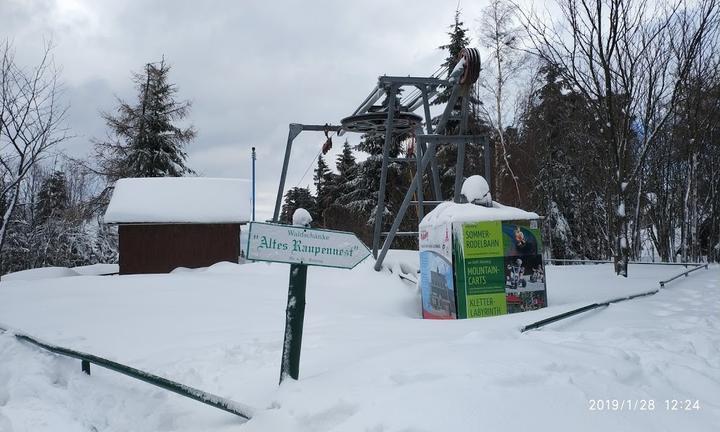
(478, 0), (529, 203)
(517, 0), (718, 275)
(0, 40), (67, 264)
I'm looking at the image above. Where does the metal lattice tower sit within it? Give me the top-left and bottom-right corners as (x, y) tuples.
(273, 48), (489, 271)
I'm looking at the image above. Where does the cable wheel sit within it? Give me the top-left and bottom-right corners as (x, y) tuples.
(459, 48), (481, 86)
(341, 112), (423, 135)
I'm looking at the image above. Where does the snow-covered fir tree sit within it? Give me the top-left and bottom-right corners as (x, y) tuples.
(95, 59), (195, 181)
(280, 187), (316, 225)
(335, 140), (356, 177)
(35, 170), (69, 223)
(435, 9), (470, 105)
(432, 9), (486, 200)
(313, 155), (334, 226)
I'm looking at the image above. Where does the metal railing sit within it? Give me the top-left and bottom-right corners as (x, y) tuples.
(0, 325), (254, 420)
(521, 262), (711, 332)
(658, 263), (709, 287)
(545, 258), (706, 267)
(520, 290), (659, 332)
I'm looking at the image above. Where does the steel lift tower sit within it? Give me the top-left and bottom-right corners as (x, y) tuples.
(273, 48), (488, 271)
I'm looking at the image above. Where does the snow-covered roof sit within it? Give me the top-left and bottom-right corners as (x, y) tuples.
(104, 177), (251, 224)
(420, 201), (539, 228)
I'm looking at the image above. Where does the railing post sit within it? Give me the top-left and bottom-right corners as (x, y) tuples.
(82, 360), (91, 375)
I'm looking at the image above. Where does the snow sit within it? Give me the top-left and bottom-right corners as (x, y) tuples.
(448, 56), (466, 83)
(617, 202), (626, 217)
(1, 266), (80, 282)
(2, 264), (119, 281)
(1, 259), (719, 431)
(646, 192), (658, 206)
(104, 177), (251, 224)
(72, 263), (119, 276)
(420, 200), (539, 229)
(460, 175), (491, 205)
(292, 208), (312, 227)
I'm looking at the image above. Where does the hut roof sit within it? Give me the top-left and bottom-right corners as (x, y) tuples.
(104, 177), (251, 224)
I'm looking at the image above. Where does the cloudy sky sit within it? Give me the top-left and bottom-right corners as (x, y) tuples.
(2, 0), (495, 221)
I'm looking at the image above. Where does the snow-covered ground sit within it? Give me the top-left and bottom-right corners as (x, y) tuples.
(0, 257), (718, 431)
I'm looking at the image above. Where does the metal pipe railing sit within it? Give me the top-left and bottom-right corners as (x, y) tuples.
(545, 258), (707, 267)
(658, 263), (709, 287)
(520, 290), (659, 332)
(0, 325), (254, 420)
(521, 263), (710, 332)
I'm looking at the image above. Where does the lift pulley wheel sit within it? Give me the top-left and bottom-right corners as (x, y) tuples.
(459, 48), (481, 86)
(341, 111), (423, 135)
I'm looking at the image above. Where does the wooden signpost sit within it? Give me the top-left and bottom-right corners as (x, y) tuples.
(245, 222), (370, 384)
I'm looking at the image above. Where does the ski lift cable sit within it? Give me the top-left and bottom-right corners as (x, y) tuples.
(294, 130), (339, 188)
(399, 65), (448, 107)
(397, 65), (448, 106)
(294, 148), (323, 188)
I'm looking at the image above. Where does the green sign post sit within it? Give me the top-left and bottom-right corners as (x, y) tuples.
(245, 222), (370, 384)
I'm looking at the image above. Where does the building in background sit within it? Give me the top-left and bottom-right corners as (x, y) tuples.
(105, 177), (251, 274)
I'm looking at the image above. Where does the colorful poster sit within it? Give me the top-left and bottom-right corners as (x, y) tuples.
(451, 219), (547, 319)
(460, 221), (504, 258)
(453, 222), (507, 318)
(419, 251), (456, 319)
(501, 220), (546, 314)
(503, 254), (547, 314)
(502, 220), (542, 257)
(419, 222), (456, 319)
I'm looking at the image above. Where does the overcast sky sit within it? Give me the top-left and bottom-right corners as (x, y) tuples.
(2, 0), (495, 221)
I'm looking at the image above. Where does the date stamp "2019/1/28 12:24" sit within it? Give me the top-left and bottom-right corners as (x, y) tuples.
(588, 399), (701, 411)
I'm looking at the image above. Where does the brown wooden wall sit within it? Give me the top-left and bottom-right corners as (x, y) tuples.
(119, 223), (240, 274)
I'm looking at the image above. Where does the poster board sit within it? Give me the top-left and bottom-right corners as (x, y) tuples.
(419, 222), (456, 319)
(449, 219), (547, 319)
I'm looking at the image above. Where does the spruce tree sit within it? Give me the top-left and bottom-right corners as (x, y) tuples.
(313, 155), (334, 226)
(280, 187), (316, 225)
(435, 9), (471, 105)
(95, 59), (195, 181)
(335, 140), (356, 177)
(35, 170), (69, 223)
(433, 9), (487, 199)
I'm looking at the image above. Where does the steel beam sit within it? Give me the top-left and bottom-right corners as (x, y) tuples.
(417, 134), (486, 143)
(273, 123), (342, 222)
(408, 85), (440, 112)
(414, 126), (425, 221)
(420, 88), (442, 201)
(352, 86), (384, 116)
(296, 124), (342, 132)
(378, 76), (447, 87)
(434, 84), (463, 136)
(454, 87), (471, 202)
(373, 134), (487, 271)
(372, 85), (397, 258)
(374, 139), (438, 271)
(273, 124), (303, 222)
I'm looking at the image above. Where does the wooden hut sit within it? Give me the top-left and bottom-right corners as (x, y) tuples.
(104, 177), (251, 275)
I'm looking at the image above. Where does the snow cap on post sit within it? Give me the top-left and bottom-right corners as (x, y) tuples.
(292, 208), (312, 227)
(461, 175), (492, 207)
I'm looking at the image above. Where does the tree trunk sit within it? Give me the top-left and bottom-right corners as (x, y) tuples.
(0, 184), (20, 274)
(615, 186), (629, 277)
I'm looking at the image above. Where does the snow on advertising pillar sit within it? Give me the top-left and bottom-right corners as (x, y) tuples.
(419, 176), (547, 319)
